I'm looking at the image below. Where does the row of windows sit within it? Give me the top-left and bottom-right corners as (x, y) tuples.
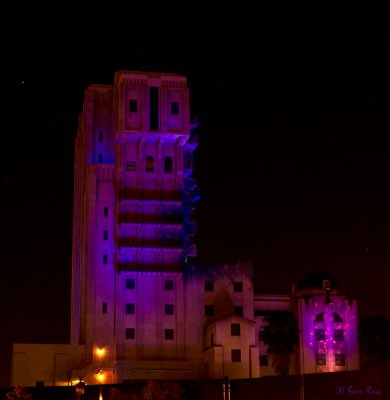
(316, 353), (345, 366)
(128, 99), (180, 116)
(205, 281), (243, 292)
(205, 305), (243, 317)
(123, 279), (243, 292)
(315, 329), (344, 341)
(125, 278), (174, 290)
(104, 302), (246, 318)
(125, 157), (173, 173)
(125, 328), (174, 340)
(315, 312), (343, 322)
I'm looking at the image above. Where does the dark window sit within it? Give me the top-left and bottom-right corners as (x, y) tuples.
(145, 156), (154, 172)
(150, 87), (159, 130)
(234, 306), (243, 316)
(103, 254), (108, 265)
(129, 99), (137, 112)
(165, 328), (174, 340)
(165, 304), (174, 315)
(171, 101), (179, 115)
(99, 132), (103, 142)
(126, 279), (135, 290)
(125, 328), (135, 339)
(103, 230), (108, 240)
(334, 329), (344, 341)
(104, 207), (108, 217)
(231, 323), (241, 336)
(259, 355), (268, 366)
(125, 303), (135, 314)
(333, 312), (343, 322)
(316, 354), (327, 366)
(126, 161), (136, 171)
(98, 154), (103, 163)
(102, 303), (107, 314)
(36, 381), (44, 387)
(315, 329), (325, 341)
(164, 280), (174, 291)
(233, 282), (243, 292)
(335, 354), (346, 366)
(315, 312), (324, 322)
(164, 156), (173, 173)
(231, 349), (241, 362)
(204, 281), (214, 292)
(205, 305), (214, 316)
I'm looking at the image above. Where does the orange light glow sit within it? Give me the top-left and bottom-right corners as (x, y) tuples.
(96, 347), (106, 357)
(97, 370), (105, 383)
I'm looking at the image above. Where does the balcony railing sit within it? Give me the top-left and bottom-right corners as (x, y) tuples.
(117, 212), (183, 224)
(118, 188), (183, 201)
(117, 238), (183, 248)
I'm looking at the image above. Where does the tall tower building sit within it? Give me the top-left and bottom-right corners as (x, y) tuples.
(71, 71), (201, 382)
(10, 70), (359, 387)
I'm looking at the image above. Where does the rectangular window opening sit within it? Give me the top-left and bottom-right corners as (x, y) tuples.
(126, 278), (135, 290)
(231, 349), (241, 362)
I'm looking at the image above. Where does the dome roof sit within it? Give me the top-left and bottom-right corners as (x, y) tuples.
(297, 271), (342, 293)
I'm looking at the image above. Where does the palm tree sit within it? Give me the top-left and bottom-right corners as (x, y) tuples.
(259, 311), (300, 375)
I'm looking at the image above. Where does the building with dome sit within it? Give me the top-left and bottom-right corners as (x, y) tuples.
(10, 71), (359, 387)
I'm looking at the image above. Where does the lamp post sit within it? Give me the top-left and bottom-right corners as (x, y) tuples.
(74, 378), (86, 400)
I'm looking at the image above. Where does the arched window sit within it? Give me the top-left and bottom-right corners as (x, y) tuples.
(315, 312), (324, 322)
(145, 156), (154, 172)
(164, 156), (173, 173)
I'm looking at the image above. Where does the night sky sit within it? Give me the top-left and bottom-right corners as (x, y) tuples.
(1, 32), (390, 386)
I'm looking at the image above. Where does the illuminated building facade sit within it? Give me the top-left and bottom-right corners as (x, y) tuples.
(11, 71), (359, 387)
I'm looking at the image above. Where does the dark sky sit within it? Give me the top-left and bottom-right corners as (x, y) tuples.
(1, 32), (390, 386)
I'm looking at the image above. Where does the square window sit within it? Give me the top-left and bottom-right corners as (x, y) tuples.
(234, 306), (243, 316)
(259, 355), (268, 366)
(231, 349), (241, 362)
(335, 354), (345, 366)
(129, 99), (137, 112)
(315, 312), (324, 322)
(126, 279), (135, 290)
(233, 282), (243, 292)
(334, 329), (344, 341)
(36, 381), (44, 387)
(316, 354), (327, 366)
(125, 303), (135, 314)
(205, 305), (214, 316)
(333, 312), (343, 322)
(171, 101), (179, 115)
(165, 328), (174, 340)
(204, 281), (214, 292)
(231, 323), (240, 336)
(164, 280), (174, 291)
(103, 230), (108, 240)
(315, 329), (326, 341)
(125, 328), (135, 339)
(126, 161), (136, 171)
(165, 304), (174, 315)
(102, 303), (107, 314)
(103, 254), (108, 265)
